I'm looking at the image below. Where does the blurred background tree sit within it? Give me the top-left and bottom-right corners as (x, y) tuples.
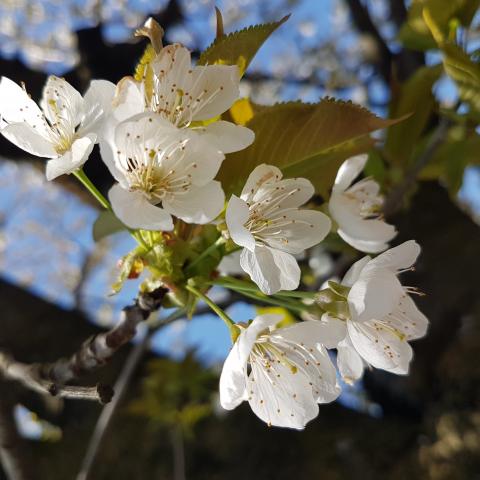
(0, 1), (480, 479)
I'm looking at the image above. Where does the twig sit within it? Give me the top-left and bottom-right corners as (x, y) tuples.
(0, 287), (167, 404)
(76, 328), (151, 480)
(383, 119), (450, 217)
(0, 354), (112, 403)
(0, 391), (32, 480)
(76, 308), (181, 480)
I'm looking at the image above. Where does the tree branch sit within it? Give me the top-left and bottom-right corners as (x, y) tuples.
(383, 119), (451, 217)
(0, 287), (167, 404)
(344, 0), (393, 83)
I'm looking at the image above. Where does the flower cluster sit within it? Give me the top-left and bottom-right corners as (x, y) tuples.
(0, 17), (429, 431)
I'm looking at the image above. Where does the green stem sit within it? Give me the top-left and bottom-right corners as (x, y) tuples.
(274, 290), (317, 299)
(222, 284), (307, 314)
(210, 277), (310, 311)
(148, 307), (186, 329)
(184, 237), (225, 276)
(186, 284), (236, 336)
(74, 169), (150, 249)
(73, 169), (111, 210)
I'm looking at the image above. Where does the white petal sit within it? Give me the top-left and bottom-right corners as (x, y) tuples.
(369, 240), (421, 272)
(348, 265), (403, 322)
(114, 113), (177, 155)
(181, 133), (225, 185)
(336, 338), (365, 384)
(269, 336), (340, 404)
(218, 250), (243, 275)
(384, 294), (429, 341)
(248, 360), (319, 429)
(1, 123), (55, 157)
(99, 139), (127, 185)
(276, 317), (346, 349)
(163, 181), (224, 224)
(341, 255), (371, 287)
(245, 171), (315, 209)
(189, 65), (240, 120)
(329, 192), (397, 245)
(263, 210), (331, 254)
(219, 339), (248, 410)
(108, 183), (173, 231)
(219, 314), (282, 410)
(338, 229), (392, 254)
(45, 134), (96, 180)
(241, 164), (283, 200)
(41, 76), (84, 128)
(198, 120), (254, 153)
(80, 79), (116, 136)
(0, 77), (47, 133)
(111, 76), (144, 122)
(332, 154), (368, 193)
(240, 246), (300, 295)
(347, 320), (413, 374)
(225, 195), (255, 251)
(152, 44), (192, 85)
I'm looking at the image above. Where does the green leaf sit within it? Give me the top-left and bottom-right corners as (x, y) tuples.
(398, 0), (479, 51)
(285, 136), (377, 199)
(423, 7), (480, 112)
(384, 64), (443, 167)
(420, 131), (480, 193)
(197, 15), (290, 76)
(441, 42), (480, 111)
(218, 99), (402, 198)
(92, 210), (126, 242)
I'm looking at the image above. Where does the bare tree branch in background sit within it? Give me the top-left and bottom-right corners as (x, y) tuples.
(384, 119), (451, 217)
(344, 0), (393, 83)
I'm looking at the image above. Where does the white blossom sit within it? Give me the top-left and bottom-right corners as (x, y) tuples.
(105, 114), (225, 231)
(325, 241), (429, 382)
(329, 154), (396, 253)
(225, 164), (331, 295)
(219, 314), (343, 429)
(106, 43), (254, 155)
(0, 75), (114, 180)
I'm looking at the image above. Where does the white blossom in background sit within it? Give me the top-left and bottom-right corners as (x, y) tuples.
(226, 164), (331, 295)
(329, 154), (396, 253)
(217, 250), (243, 276)
(107, 43), (254, 155)
(219, 314), (343, 429)
(0, 75), (114, 180)
(323, 241), (429, 383)
(104, 114), (225, 230)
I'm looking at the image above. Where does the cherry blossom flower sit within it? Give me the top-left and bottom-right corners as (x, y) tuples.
(219, 314), (342, 429)
(107, 43), (254, 155)
(105, 114), (225, 231)
(322, 241), (429, 382)
(225, 164), (331, 295)
(0, 75), (114, 180)
(329, 154), (397, 253)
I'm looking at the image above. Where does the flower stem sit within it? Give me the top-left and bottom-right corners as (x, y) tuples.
(73, 169), (111, 210)
(186, 284), (237, 337)
(73, 169), (150, 249)
(184, 237), (225, 276)
(218, 283), (307, 314)
(212, 276), (316, 302)
(273, 290), (317, 300)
